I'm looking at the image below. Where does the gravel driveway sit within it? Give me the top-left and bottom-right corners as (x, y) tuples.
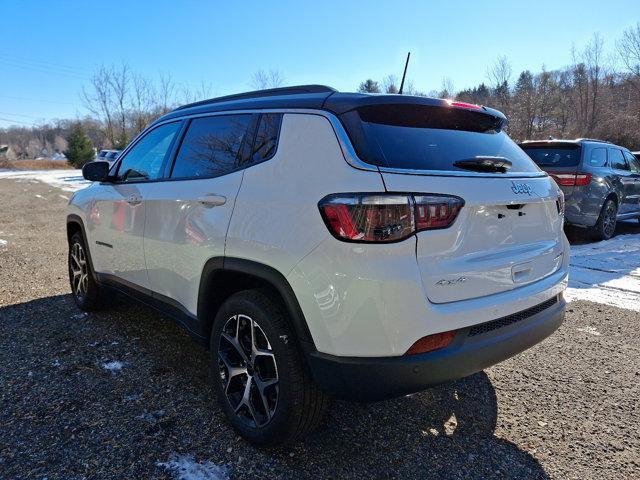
(1, 177), (639, 479)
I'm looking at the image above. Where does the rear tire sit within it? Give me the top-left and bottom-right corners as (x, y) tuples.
(210, 290), (329, 447)
(68, 231), (110, 311)
(589, 198), (617, 241)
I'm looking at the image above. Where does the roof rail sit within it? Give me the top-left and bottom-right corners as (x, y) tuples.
(574, 138), (612, 144)
(174, 85), (337, 111)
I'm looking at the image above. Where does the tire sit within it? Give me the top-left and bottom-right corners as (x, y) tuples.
(589, 198), (617, 241)
(68, 231), (110, 311)
(210, 290), (329, 447)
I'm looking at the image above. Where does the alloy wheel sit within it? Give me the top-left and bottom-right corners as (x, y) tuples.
(603, 202), (616, 238)
(70, 242), (89, 300)
(218, 314), (279, 428)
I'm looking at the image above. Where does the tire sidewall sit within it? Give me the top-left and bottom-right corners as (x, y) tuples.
(210, 292), (302, 446)
(68, 232), (100, 310)
(598, 199), (617, 240)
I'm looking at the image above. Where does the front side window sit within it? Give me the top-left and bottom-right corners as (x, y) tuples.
(116, 122), (181, 182)
(171, 114), (253, 179)
(609, 148), (628, 171)
(589, 147), (607, 167)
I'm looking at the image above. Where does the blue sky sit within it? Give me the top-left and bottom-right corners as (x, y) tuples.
(0, 0), (636, 127)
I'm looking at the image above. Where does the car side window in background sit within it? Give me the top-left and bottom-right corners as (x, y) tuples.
(116, 122), (181, 182)
(589, 148), (607, 167)
(249, 113), (283, 165)
(171, 114), (253, 179)
(609, 148), (628, 171)
(624, 151), (640, 173)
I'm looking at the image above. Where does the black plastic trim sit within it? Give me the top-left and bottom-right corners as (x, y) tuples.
(307, 296), (565, 401)
(66, 215), (98, 282)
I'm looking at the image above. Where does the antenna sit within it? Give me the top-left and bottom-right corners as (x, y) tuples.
(398, 52), (411, 94)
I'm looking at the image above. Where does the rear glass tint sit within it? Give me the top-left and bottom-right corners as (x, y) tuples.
(340, 104), (539, 173)
(520, 145), (581, 168)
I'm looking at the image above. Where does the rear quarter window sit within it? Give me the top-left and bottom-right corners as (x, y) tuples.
(589, 147), (607, 167)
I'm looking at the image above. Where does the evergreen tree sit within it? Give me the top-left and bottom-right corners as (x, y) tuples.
(64, 123), (95, 167)
(358, 79), (381, 93)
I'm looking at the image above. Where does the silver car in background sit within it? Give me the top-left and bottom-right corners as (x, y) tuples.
(520, 139), (640, 240)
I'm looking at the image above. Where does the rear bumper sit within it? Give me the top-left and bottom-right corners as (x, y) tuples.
(308, 295), (565, 401)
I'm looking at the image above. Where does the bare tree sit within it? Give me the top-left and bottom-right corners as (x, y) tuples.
(382, 75), (399, 93)
(82, 65), (116, 146)
(487, 55), (512, 114)
(617, 22), (640, 87)
(251, 69), (285, 90)
(439, 77), (455, 99)
(158, 72), (176, 113)
(108, 64), (130, 148)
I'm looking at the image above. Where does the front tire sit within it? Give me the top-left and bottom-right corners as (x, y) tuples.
(68, 231), (110, 311)
(590, 198), (617, 241)
(210, 290), (329, 447)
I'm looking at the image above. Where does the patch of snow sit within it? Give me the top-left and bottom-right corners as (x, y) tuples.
(576, 325), (602, 336)
(51, 359), (61, 367)
(0, 169), (90, 192)
(101, 360), (126, 372)
(567, 231), (640, 311)
(158, 454), (229, 480)
(35, 194), (44, 199)
(0, 239), (7, 246)
(59, 194), (69, 200)
(71, 312), (89, 320)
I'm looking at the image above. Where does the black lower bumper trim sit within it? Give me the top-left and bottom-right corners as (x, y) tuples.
(308, 296), (565, 402)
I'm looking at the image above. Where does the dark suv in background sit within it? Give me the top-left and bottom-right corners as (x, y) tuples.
(520, 139), (640, 240)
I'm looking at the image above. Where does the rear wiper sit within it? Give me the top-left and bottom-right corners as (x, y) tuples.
(453, 156), (512, 173)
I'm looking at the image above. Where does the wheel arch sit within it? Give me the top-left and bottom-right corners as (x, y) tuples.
(197, 257), (316, 352)
(66, 214), (98, 281)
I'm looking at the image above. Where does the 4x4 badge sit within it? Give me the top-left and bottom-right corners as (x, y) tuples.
(511, 181), (532, 195)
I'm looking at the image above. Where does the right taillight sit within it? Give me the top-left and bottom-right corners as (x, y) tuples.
(318, 193), (464, 243)
(550, 172), (592, 186)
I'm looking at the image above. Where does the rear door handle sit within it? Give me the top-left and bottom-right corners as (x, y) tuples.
(198, 194), (227, 207)
(126, 194), (142, 206)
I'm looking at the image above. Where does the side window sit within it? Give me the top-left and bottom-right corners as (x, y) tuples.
(248, 113), (283, 165)
(171, 114), (253, 179)
(609, 148), (628, 171)
(116, 122), (181, 182)
(624, 151), (640, 173)
(589, 148), (607, 167)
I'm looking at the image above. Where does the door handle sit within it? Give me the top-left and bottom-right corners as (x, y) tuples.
(126, 194), (142, 206)
(198, 194), (227, 207)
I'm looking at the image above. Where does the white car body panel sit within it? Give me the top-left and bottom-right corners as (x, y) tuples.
(140, 172), (244, 314)
(225, 113), (385, 276)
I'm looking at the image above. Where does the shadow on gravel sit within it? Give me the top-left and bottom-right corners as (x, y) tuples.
(0, 294), (549, 479)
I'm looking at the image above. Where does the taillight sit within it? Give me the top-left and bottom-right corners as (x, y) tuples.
(318, 193), (464, 243)
(550, 172), (592, 187)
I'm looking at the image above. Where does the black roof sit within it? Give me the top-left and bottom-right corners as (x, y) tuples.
(151, 84), (507, 126)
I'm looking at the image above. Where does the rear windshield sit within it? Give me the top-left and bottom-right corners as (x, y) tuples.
(340, 104), (540, 173)
(520, 145), (581, 168)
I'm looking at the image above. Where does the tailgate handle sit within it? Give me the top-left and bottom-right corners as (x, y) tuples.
(512, 262), (533, 283)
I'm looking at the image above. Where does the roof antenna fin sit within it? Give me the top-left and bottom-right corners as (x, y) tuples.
(398, 52), (411, 95)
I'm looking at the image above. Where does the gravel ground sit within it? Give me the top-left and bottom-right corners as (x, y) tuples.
(1, 177), (639, 480)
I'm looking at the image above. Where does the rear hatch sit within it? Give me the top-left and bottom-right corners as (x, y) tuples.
(339, 102), (565, 304)
(519, 142), (582, 198)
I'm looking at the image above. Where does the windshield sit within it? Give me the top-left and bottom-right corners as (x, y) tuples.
(340, 104), (540, 173)
(520, 145), (581, 168)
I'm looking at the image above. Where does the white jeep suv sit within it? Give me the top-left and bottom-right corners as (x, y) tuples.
(67, 85), (569, 446)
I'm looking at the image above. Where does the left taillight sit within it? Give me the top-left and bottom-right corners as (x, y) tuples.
(318, 193), (464, 243)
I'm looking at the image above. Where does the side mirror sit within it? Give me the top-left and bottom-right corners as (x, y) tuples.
(82, 161), (111, 182)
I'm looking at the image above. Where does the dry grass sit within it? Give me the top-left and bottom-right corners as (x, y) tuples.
(7, 159), (74, 170)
